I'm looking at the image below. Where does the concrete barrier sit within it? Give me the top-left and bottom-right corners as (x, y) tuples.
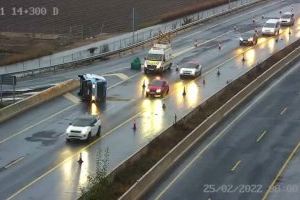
(119, 42), (300, 200)
(0, 79), (79, 123)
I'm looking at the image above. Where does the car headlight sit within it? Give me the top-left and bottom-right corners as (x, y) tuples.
(92, 96), (96, 101)
(156, 89), (161, 93)
(146, 88), (150, 92)
(191, 69), (196, 75)
(239, 37), (243, 41)
(248, 37), (253, 42)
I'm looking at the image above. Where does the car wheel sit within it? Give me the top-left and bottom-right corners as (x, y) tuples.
(87, 132), (92, 141)
(97, 126), (101, 137)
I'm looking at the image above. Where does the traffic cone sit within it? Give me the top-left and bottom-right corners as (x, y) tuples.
(162, 103), (166, 110)
(203, 79), (206, 85)
(218, 42), (221, 50)
(194, 39), (198, 47)
(133, 120), (137, 131)
(217, 68), (221, 76)
(78, 153), (83, 164)
(242, 53), (246, 62)
(252, 18), (255, 24)
(289, 28), (291, 35)
(182, 87), (186, 96)
(142, 80), (146, 88)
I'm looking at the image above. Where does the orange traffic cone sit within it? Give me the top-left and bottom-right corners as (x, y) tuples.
(78, 153), (83, 164)
(133, 120), (137, 131)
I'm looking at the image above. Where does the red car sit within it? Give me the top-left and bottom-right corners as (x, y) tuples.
(146, 79), (169, 98)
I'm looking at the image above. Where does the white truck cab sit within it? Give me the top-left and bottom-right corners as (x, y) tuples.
(144, 43), (172, 74)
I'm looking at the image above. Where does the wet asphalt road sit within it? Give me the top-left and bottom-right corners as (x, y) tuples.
(145, 54), (300, 200)
(1, 0), (300, 199)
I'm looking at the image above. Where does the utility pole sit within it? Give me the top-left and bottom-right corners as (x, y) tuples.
(132, 7), (135, 43)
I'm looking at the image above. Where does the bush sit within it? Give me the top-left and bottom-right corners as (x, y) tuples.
(80, 148), (113, 200)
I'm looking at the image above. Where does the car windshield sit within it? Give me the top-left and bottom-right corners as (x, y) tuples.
(182, 63), (198, 69)
(241, 33), (253, 38)
(147, 54), (163, 61)
(72, 118), (95, 126)
(282, 14), (291, 18)
(150, 80), (163, 86)
(264, 23), (276, 28)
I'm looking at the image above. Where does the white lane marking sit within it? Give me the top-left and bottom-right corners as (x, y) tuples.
(4, 156), (25, 169)
(63, 93), (81, 104)
(262, 141), (300, 200)
(230, 160), (241, 171)
(256, 130), (267, 143)
(280, 107), (288, 115)
(107, 72), (141, 89)
(153, 51), (300, 200)
(103, 73), (129, 81)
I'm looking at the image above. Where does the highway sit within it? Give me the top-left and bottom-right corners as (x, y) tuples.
(0, 0), (300, 199)
(144, 56), (300, 200)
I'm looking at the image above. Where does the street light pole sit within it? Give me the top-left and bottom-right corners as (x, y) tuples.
(132, 7), (135, 44)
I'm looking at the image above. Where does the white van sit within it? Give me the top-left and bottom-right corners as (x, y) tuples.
(262, 19), (280, 36)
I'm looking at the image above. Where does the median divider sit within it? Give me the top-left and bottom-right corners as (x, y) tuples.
(0, 79), (79, 123)
(118, 39), (300, 199)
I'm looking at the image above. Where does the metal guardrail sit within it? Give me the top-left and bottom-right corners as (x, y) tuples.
(1, 0), (263, 77)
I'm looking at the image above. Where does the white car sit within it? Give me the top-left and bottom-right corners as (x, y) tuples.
(262, 19), (280, 36)
(179, 62), (202, 78)
(279, 12), (295, 26)
(66, 116), (101, 142)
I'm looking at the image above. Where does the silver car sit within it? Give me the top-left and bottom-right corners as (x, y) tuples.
(280, 12), (295, 26)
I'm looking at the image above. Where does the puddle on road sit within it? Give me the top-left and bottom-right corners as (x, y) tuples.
(25, 131), (62, 146)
